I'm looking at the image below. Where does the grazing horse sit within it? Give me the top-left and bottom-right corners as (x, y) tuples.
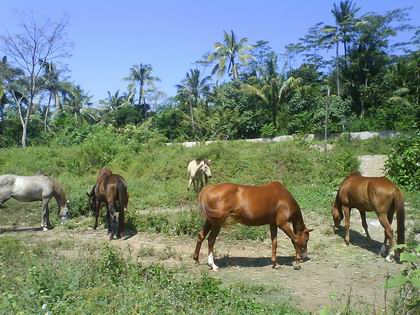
(88, 168), (128, 239)
(193, 182), (313, 270)
(0, 174), (69, 230)
(187, 159), (212, 192)
(332, 173), (405, 261)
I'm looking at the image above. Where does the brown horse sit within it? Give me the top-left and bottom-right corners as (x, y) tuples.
(332, 173), (405, 261)
(88, 168), (128, 239)
(193, 182), (313, 270)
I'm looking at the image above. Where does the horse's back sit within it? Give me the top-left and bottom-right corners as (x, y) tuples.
(338, 174), (399, 210)
(199, 182), (299, 225)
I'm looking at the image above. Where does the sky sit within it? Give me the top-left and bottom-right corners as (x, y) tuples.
(0, 0), (418, 103)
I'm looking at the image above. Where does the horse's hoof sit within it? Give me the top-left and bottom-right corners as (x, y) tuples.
(209, 264), (219, 271)
(42, 227), (48, 232)
(293, 263), (301, 270)
(385, 255), (394, 263)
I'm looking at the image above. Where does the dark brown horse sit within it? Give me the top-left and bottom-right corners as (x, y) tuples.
(88, 168), (128, 239)
(193, 182), (313, 270)
(332, 173), (405, 261)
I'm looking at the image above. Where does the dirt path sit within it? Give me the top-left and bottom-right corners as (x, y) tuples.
(1, 211), (404, 313)
(358, 155), (387, 177)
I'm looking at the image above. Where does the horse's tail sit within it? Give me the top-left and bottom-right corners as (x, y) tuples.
(117, 179), (128, 212)
(394, 189), (405, 247)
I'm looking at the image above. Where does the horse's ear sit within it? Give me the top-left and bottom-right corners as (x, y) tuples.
(208, 159), (212, 165)
(306, 228), (314, 233)
(86, 192), (90, 197)
(66, 200), (70, 206)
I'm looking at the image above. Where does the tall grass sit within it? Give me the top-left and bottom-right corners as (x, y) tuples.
(0, 236), (303, 314)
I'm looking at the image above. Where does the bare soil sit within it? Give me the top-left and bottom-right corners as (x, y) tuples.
(1, 210), (406, 313)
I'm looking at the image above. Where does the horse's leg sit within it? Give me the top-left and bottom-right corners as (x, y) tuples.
(118, 204), (125, 239)
(187, 178), (193, 190)
(108, 203), (117, 240)
(270, 224), (278, 268)
(94, 200), (101, 230)
(343, 207), (351, 245)
(278, 223), (299, 261)
(207, 225), (221, 271)
(359, 210), (371, 242)
(378, 213), (394, 262)
(0, 195), (11, 207)
(41, 198), (49, 231)
(193, 220), (211, 263)
(106, 204), (111, 234)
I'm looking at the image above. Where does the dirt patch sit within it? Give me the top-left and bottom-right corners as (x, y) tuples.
(358, 155), (387, 177)
(1, 210), (405, 313)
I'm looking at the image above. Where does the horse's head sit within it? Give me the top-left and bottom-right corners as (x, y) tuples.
(59, 200), (70, 223)
(331, 201), (343, 231)
(294, 228), (313, 261)
(201, 160), (212, 178)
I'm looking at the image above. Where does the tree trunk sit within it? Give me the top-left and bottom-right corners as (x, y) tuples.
(21, 122), (28, 148)
(0, 105), (4, 135)
(189, 99), (195, 136)
(360, 76), (368, 119)
(44, 93), (52, 132)
(272, 101), (277, 127)
(336, 42), (340, 97)
(55, 91), (62, 112)
(324, 87), (330, 152)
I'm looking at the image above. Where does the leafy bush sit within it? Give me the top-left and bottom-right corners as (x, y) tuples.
(387, 244), (420, 315)
(260, 122), (277, 139)
(385, 132), (420, 191)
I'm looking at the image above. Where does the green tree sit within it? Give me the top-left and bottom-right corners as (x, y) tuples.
(63, 84), (96, 125)
(176, 69), (212, 136)
(321, 0), (360, 96)
(242, 54), (301, 129)
(0, 13), (71, 147)
(126, 63), (160, 119)
(207, 30), (253, 80)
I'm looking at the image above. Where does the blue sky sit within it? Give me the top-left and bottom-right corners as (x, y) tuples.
(0, 0), (418, 103)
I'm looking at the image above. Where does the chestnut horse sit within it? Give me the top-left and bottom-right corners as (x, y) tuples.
(88, 168), (128, 239)
(193, 182), (313, 270)
(332, 173), (405, 261)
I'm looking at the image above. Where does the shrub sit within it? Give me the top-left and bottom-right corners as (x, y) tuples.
(385, 132), (420, 191)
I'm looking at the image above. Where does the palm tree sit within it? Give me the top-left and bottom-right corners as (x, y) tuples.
(42, 62), (72, 131)
(126, 63), (160, 119)
(242, 55), (301, 127)
(63, 85), (96, 124)
(321, 0), (360, 96)
(207, 30), (254, 80)
(176, 69), (212, 135)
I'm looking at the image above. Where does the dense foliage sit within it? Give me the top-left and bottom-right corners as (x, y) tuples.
(385, 132), (420, 191)
(0, 2), (419, 148)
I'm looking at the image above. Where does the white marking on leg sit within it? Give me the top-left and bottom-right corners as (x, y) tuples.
(208, 253), (219, 271)
(42, 227), (48, 231)
(385, 254), (394, 262)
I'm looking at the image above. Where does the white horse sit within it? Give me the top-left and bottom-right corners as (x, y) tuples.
(0, 174), (69, 230)
(187, 159), (212, 192)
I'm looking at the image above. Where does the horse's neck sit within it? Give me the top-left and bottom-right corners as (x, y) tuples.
(291, 210), (305, 233)
(52, 185), (65, 208)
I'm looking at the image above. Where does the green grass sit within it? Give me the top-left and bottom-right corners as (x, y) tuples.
(0, 236), (303, 314)
(2, 136), (417, 242)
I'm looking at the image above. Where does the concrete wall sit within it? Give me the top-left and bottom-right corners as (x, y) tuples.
(166, 130), (400, 148)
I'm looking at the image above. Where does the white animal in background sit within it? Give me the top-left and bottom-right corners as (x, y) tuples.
(187, 159), (212, 192)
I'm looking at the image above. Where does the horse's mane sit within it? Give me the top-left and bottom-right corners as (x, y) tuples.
(43, 175), (66, 204)
(195, 158), (210, 165)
